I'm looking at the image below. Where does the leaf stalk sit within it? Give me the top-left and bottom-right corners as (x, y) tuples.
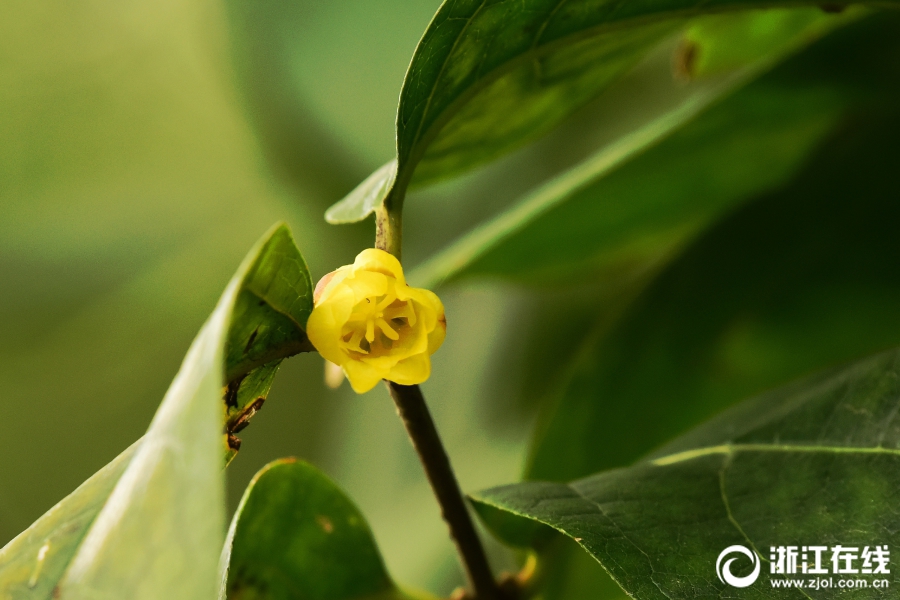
(375, 190), (404, 260)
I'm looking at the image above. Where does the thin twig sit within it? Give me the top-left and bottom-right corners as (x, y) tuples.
(386, 382), (502, 600)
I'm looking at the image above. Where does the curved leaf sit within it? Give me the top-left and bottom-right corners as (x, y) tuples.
(220, 459), (421, 600)
(479, 16), (900, 597)
(0, 444), (138, 599)
(325, 160), (398, 225)
(473, 347), (900, 598)
(0, 224), (314, 599)
(377, 0), (893, 202)
(410, 8), (852, 287)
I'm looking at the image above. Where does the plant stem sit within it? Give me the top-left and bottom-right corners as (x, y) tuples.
(386, 382), (502, 600)
(376, 184), (500, 599)
(375, 188), (404, 259)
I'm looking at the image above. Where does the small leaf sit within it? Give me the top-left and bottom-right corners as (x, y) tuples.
(220, 459), (418, 600)
(0, 224), (314, 599)
(473, 347), (900, 599)
(325, 159), (398, 224)
(221, 226), (315, 464)
(224, 225), (314, 381)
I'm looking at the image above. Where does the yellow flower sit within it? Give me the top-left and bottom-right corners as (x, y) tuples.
(307, 248), (446, 393)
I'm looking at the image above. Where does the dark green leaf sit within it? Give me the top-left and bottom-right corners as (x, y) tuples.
(330, 0), (895, 225)
(221, 459), (419, 600)
(526, 20), (900, 480)
(223, 226), (315, 464)
(224, 226), (314, 380)
(400, 14), (676, 187)
(411, 8), (851, 287)
(473, 347), (900, 598)
(0, 224), (314, 599)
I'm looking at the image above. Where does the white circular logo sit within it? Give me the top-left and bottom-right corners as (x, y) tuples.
(716, 545), (761, 588)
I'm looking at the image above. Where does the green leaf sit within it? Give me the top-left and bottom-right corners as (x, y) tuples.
(410, 8), (850, 288)
(525, 14), (900, 480)
(325, 159), (398, 224)
(224, 226), (314, 381)
(222, 226), (314, 463)
(399, 13), (676, 188)
(220, 459), (420, 600)
(0, 444), (138, 599)
(330, 0), (894, 225)
(398, 0), (884, 187)
(0, 224), (314, 599)
(472, 347), (900, 598)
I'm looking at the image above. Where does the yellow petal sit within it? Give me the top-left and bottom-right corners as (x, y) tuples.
(427, 313), (446, 355)
(314, 265), (353, 305)
(346, 270), (389, 301)
(306, 287), (356, 366)
(305, 248), (446, 395)
(353, 248), (406, 285)
(342, 360), (384, 394)
(324, 360), (345, 389)
(388, 353), (431, 386)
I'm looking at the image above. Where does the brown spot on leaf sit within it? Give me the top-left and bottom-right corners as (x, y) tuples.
(227, 397), (266, 434)
(316, 515), (334, 533)
(243, 326), (260, 355)
(224, 375), (246, 409)
(673, 39), (700, 81)
(227, 434), (242, 451)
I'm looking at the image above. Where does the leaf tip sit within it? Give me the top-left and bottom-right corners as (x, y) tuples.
(325, 159), (398, 224)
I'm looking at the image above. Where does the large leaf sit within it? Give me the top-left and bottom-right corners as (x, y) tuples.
(0, 224), (313, 599)
(220, 459), (420, 600)
(410, 8), (858, 287)
(473, 347), (900, 598)
(525, 51), (900, 484)
(327, 0), (892, 222)
(474, 17), (900, 597)
(0, 444), (138, 599)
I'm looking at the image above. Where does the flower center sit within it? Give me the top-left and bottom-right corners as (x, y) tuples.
(340, 288), (417, 357)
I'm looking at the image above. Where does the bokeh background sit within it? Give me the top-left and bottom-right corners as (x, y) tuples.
(0, 0), (564, 594)
(6, 1), (900, 598)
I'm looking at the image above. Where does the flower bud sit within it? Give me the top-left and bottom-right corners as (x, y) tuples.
(307, 249), (446, 393)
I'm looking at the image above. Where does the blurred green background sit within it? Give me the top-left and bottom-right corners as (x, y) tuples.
(0, 0), (547, 594)
(5, 1), (900, 598)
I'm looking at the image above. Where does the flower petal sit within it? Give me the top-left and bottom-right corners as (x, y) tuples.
(353, 248), (406, 285)
(388, 353), (431, 386)
(306, 286), (356, 365)
(314, 265), (353, 305)
(306, 248), (446, 395)
(342, 359), (384, 394)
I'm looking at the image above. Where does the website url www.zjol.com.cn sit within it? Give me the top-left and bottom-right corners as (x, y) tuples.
(770, 577), (890, 590)
(716, 544), (892, 591)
